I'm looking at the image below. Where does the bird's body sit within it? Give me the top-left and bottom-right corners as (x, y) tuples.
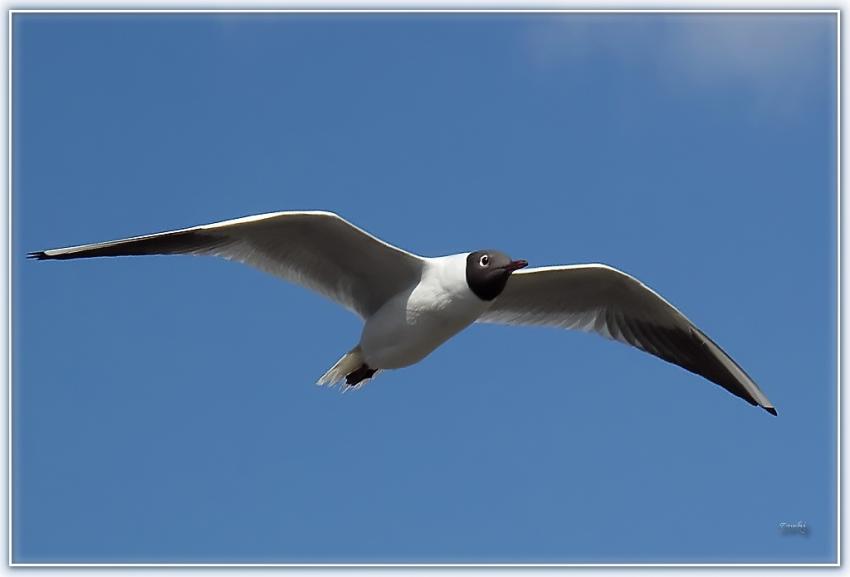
(360, 254), (488, 369)
(30, 210), (777, 415)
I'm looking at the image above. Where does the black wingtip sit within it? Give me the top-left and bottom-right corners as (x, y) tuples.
(764, 406), (778, 416)
(27, 251), (50, 260)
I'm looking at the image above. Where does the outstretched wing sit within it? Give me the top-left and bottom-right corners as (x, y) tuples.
(29, 211), (424, 319)
(478, 264), (776, 415)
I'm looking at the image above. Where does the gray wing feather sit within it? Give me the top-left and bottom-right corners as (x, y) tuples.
(478, 264), (776, 415)
(29, 211), (424, 319)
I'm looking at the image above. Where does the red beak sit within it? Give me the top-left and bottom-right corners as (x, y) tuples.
(504, 259), (528, 272)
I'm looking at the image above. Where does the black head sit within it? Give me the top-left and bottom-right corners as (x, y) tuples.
(465, 250), (528, 301)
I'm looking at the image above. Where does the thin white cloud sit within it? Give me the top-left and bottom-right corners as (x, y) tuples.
(523, 14), (833, 116)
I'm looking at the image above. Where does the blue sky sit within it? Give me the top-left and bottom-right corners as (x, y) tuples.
(12, 13), (836, 563)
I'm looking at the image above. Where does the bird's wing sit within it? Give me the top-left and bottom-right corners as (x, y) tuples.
(477, 264), (776, 415)
(29, 211), (424, 319)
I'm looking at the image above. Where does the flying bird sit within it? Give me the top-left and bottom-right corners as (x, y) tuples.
(29, 210), (776, 415)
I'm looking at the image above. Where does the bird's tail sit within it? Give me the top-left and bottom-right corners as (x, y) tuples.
(317, 346), (365, 388)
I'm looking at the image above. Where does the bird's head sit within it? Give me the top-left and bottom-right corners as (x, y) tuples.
(465, 250), (528, 301)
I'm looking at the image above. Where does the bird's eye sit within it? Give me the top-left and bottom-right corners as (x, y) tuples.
(479, 255), (490, 267)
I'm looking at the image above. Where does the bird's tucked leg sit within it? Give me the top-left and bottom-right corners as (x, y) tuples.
(345, 364), (377, 387)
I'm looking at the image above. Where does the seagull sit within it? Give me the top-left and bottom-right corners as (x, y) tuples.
(29, 210), (776, 415)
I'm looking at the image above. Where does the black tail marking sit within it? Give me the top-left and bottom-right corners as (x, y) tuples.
(345, 364), (377, 387)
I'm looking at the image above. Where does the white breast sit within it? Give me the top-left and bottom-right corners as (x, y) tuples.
(359, 254), (490, 369)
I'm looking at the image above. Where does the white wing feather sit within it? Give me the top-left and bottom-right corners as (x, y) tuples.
(478, 264), (776, 414)
(30, 211), (424, 319)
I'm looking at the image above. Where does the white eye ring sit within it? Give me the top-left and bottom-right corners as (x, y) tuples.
(479, 255), (490, 267)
